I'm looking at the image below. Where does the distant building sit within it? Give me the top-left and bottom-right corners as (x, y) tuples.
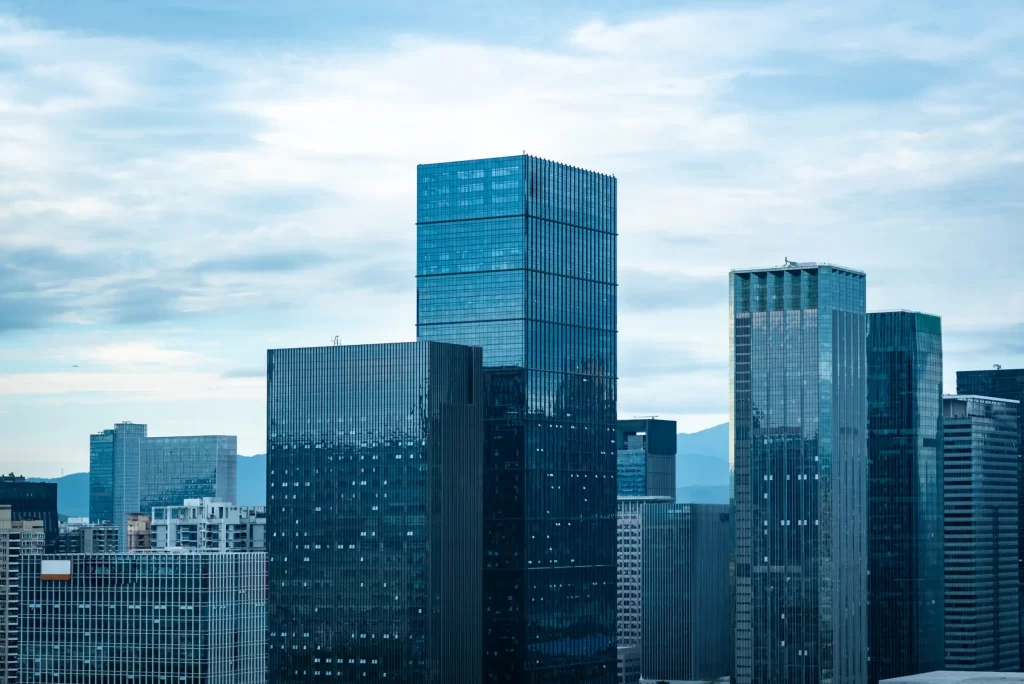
(867, 311), (945, 683)
(0, 506), (44, 684)
(89, 423), (236, 548)
(18, 551), (266, 682)
(730, 263), (869, 684)
(152, 498), (265, 552)
(0, 476), (57, 553)
(126, 513), (151, 550)
(642, 503), (731, 683)
(957, 368), (1024, 668)
(943, 395), (1020, 672)
(881, 673), (1024, 684)
(267, 341), (484, 683)
(416, 154), (618, 683)
(617, 419), (677, 499)
(56, 519), (118, 554)
(616, 496), (672, 684)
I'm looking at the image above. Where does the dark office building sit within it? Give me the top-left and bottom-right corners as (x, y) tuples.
(942, 395), (1020, 672)
(641, 503), (730, 682)
(867, 311), (945, 683)
(266, 341), (484, 684)
(417, 154), (618, 683)
(617, 418), (676, 499)
(730, 262), (869, 684)
(956, 367), (1024, 668)
(0, 476), (57, 552)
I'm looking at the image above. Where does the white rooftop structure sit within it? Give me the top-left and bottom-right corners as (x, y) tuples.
(882, 673), (1024, 684)
(151, 497), (265, 552)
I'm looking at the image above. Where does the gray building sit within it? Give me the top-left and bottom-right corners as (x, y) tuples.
(18, 551), (266, 683)
(89, 423), (237, 549)
(152, 498), (265, 552)
(730, 262), (869, 684)
(267, 341), (484, 683)
(943, 395), (1020, 672)
(616, 496), (671, 684)
(617, 419), (677, 499)
(867, 311), (945, 683)
(0, 507), (44, 684)
(641, 503), (731, 682)
(56, 519), (118, 554)
(956, 368), (1024, 668)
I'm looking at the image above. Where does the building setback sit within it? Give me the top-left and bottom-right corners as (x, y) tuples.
(89, 424), (236, 548)
(867, 311), (945, 683)
(0, 507), (44, 684)
(0, 477), (57, 553)
(956, 368), (1024, 668)
(616, 496), (671, 684)
(417, 154), (618, 683)
(617, 419), (677, 499)
(730, 262), (869, 684)
(152, 498), (265, 552)
(18, 551), (266, 683)
(267, 341), (484, 684)
(942, 395), (1020, 672)
(641, 503), (731, 682)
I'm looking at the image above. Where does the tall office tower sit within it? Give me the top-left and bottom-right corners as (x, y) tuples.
(956, 368), (1024, 668)
(89, 423), (236, 548)
(616, 418), (677, 499)
(0, 507), (44, 684)
(19, 551), (267, 682)
(730, 262), (868, 684)
(615, 496), (671, 684)
(942, 395), (1020, 672)
(642, 503), (731, 682)
(866, 311), (945, 683)
(152, 498), (266, 552)
(0, 477), (57, 553)
(417, 154), (618, 683)
(267, 341), (484, 683)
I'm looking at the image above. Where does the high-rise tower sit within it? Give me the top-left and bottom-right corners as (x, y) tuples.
(417, 154), (618, 683)
(729, 262), (868, 684)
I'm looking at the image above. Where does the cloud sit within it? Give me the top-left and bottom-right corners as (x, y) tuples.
(188, 250), (334, 274)
(222, 367), (265, 379)
(619, 269), (725, 312)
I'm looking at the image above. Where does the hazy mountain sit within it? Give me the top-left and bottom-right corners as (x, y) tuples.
(676, 422), (729, 504)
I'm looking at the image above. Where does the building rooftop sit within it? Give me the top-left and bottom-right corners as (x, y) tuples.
(881, 672), (1024, 684)
(943, 394), (1020, 404)
(731, 261), (865, 277)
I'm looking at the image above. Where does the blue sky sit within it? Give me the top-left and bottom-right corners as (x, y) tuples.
(1, 1), (1022, 476)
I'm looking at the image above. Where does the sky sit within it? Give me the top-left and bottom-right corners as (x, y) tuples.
(1, 0), (1022, 477)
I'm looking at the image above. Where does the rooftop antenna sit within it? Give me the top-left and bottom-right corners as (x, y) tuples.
(332, 335), (340, 346)
(784, 257), (796, 267)
(994, 364), (1003, 370)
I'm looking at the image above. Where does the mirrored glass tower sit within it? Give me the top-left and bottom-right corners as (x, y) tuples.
(729, 262), (868, 684)
(417, 154), (618, 683)
(866, 311), (944, 683)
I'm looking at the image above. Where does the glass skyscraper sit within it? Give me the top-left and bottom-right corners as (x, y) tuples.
(866, 311), (945, 683)
(730, 262), (868, 684)
(89, 423), (237, 549)
(266, 341), (484, 683)
(417, 154), (618, 683)
(616, 418), (676, 499)
(956, 367), (1024, 669)
(642, 503), (731, 682)
(942, 394), (1020, 672)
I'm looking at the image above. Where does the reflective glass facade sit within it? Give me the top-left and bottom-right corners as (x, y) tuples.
(866, 311), (945, 683)
(417, 155), (618, 684)
(0, 477), (57, 553)
(266, 341), (484, 683)
(942, 395), (1020, 672)
(730, 263), (868, 684)
(88, 430), (114, 525)
(642, 503), (731, 682)
(89, 424), (236, 550)
(19, 551), (267, 683)
(956, 368), (1024, 668)
(616, 419), (676, 499)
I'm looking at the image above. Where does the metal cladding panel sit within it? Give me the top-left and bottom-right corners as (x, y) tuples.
(39, 559), (71, 580)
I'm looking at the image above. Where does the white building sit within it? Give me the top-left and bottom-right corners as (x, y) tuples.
(152, 498), (265, 552)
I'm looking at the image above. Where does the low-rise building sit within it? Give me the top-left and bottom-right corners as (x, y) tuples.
(152, 498), (265, 552)
(57, 519), (118, 554)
